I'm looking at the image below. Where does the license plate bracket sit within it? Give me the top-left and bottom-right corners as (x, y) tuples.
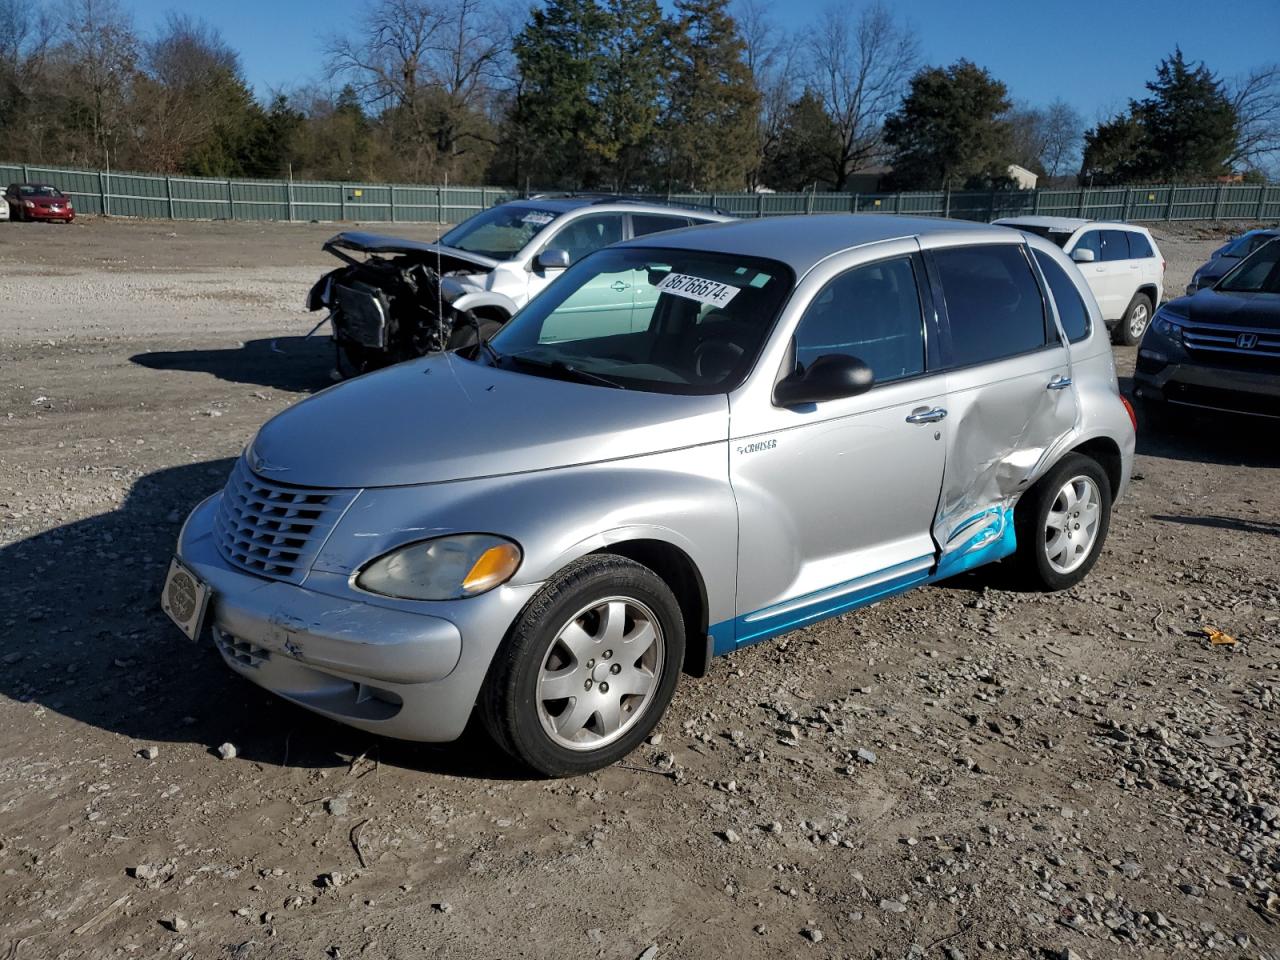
(162, 556), (212, 642)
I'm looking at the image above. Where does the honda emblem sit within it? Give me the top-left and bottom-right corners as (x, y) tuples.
(1237, 333), (1258, 349)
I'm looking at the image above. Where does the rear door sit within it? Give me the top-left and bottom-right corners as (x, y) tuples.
(926, 241), (1079, 577)
(1097, 229), (1137, 318)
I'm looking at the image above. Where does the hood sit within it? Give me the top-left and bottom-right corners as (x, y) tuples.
(1194, 256), (1239, 284)
(325, 232), (498, 271)
(26, 195), (67, 207)
(249, 354), (728, 489)
(1173, 289), (1280, 330)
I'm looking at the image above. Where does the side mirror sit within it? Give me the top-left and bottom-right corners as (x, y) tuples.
(773, 354), (874, 406)
(1071, 248), (1096, 263)
(535, 248), (571, 271)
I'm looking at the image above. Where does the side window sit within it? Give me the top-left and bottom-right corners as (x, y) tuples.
(544, 213), (624, 264)
(1126, 231), (1154, 259)
(1100, 230), (1131, 262)
(793, 256), (925, 384)
(1034, 251), (1091, 343)
(1073, 230), (1102, 260)
(631, 214), (691, 237)
(933, 244), (1048, 366)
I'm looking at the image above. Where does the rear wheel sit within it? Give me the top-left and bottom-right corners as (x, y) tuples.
(481, 555), (684, 777)
(1114, 293), (1153, 346)
(1013, 453), (1112, 591)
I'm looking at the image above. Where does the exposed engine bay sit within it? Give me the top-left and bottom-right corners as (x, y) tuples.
(306, 232), (507, 376)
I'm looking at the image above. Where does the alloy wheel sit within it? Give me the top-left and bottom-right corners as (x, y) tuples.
(1129, 302), (1150, 339)
(1044, 475), (1102, 574)
(535, 597), (665, 751)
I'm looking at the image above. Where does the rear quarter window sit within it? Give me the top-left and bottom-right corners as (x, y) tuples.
(933, 244), (1049, 367)
(1125, 231), (1154, 259)
(1034, 251), (1090, 343)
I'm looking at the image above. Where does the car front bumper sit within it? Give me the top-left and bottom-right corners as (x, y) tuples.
(1134, 358), (1280, 419)
(175, 494), (541, 742)
(25, 207), (74, 221)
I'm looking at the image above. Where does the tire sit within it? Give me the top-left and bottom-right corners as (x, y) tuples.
(1013, 453), (1112, 591)
(1114, 292), (1153, 346)
(480, 554), (685, 777)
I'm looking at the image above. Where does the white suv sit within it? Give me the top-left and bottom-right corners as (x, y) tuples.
(994, 217), (1164, 345)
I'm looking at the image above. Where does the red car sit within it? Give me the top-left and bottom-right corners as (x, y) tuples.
(5, 183), (75, 222)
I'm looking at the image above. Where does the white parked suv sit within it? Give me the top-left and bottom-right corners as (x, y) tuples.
(994, 217), (1164, 345)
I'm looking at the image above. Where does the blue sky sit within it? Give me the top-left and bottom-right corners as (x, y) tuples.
(122, 0), (1280, 121)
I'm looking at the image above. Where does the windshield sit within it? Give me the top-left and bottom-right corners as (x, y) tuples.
(1224, 232), (1277, 258)
(484, 246), (793, 395)
(20, 185), (62, 197)
(438, 204), (559, 259)
(1216, 237), (1280, 293)
(1005, 223), (1071, 248)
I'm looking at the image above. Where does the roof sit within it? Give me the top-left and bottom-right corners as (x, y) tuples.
(617, 214), (1015, 275)
(993, 216), (1090, 232)
(513, 195), (731, 218)
(994, 215), (1152, 234)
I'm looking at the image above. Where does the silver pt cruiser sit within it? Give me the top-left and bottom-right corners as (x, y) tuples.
(164, 215), (1136, 776)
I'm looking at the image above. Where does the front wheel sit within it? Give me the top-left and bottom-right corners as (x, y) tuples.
(1013, 453), (1112, 591)
(480, 555), (685, 777)
(1114, 293), (1153, 346)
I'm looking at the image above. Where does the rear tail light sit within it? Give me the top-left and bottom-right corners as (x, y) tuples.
(1161, 259), (1166, 273)
(1120, 395), (1138, 432)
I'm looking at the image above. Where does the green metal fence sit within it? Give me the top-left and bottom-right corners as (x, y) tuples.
(3, 160), (1277, 224)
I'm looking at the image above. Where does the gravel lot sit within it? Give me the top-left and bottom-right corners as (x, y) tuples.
(1, 217), (1278, 959)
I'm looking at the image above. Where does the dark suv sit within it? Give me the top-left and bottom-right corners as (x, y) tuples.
(1135, 236), (1280, 421)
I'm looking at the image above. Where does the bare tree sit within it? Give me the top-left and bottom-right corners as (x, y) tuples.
(326, 0), (510, 180)
(1228, 64), (1280, 175)
(1040, 98), (1084, 180)
(61, 0), (138, 162)
(734, 0), (799, 188)
(134, 14), (244, 172)
(0, 0), (55, 158)
(804, 1), (918, 190)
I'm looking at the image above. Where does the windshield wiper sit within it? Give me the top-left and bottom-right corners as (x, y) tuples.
(507, 352), (626, 390)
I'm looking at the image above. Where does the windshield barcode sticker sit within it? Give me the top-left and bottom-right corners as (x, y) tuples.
(656, 273), (741, 307)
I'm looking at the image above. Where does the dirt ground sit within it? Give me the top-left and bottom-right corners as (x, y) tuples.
(1, 216), (1278, 960)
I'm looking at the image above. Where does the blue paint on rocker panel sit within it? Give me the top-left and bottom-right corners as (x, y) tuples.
(934, 507), (1017, 581)
(710, 557), (933, 656)
(708, 508), (1019, 658)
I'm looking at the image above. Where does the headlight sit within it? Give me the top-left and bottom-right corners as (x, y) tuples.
(24, 201), (34, 208)
(1152, 310), (1185, 343)
(356, 534), (522, 600)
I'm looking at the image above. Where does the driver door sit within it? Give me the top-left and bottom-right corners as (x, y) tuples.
(727, 247), (948, 647)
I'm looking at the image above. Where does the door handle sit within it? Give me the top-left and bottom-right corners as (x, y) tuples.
(611, 280), (630, 292)
(906, 406), (947, 424)
(1047, 375), (1073, 390)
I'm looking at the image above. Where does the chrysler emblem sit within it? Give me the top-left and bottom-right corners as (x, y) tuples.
(1237, 333), (1258, 349)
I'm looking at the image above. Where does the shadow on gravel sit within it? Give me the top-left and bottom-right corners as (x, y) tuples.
(0, 458), (528, 781)
(131, 336), (336, 393)
(1150, 514), (1280, 538)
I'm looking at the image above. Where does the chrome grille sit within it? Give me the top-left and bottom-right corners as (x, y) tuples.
(214, 458), (357, 583)
(1182, 320), (1280, 367)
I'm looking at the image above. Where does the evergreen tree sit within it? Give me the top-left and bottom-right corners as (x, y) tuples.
(882, 60), (1013, 190)
(589, 0), (668, 188)
(1079, 113), (1147, 185)
(511, 0), (607, 187)
(662, 0), (759, 190)
(1084, 49), (1237, 184)
(761, 90), (841, 190)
